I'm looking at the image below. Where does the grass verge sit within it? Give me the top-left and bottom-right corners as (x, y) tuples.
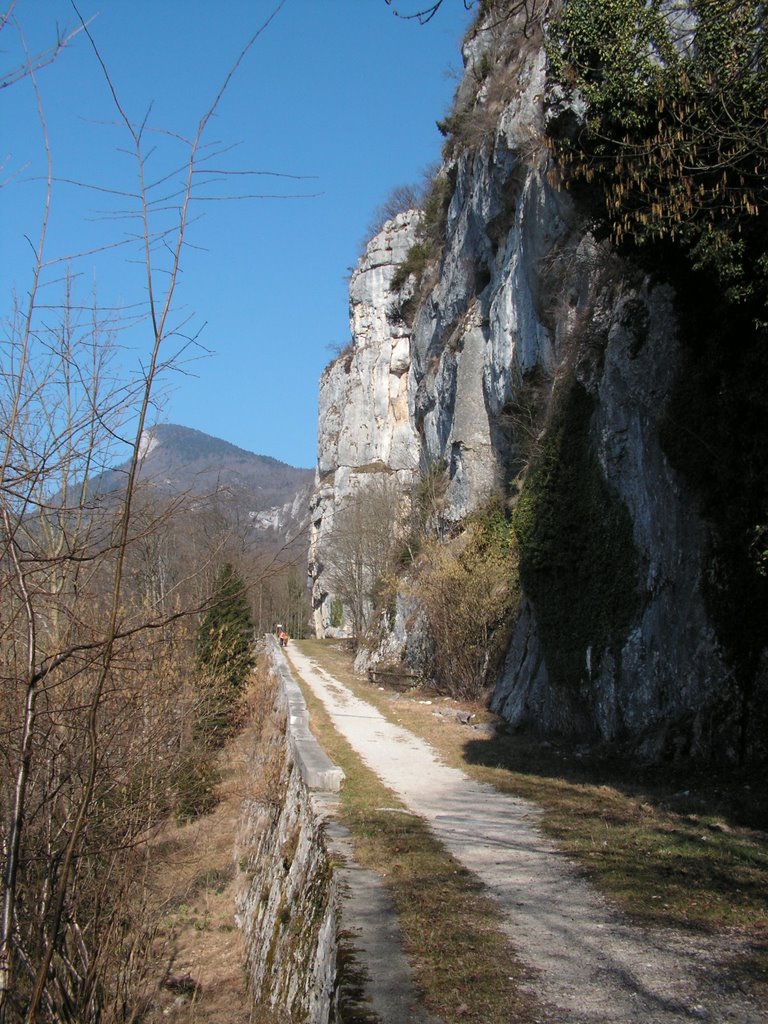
(142, 738), (253, 1022)
(296, 639), (768, 998)
(142, 655), (288, 1023)
(288, 648), (544, 1024)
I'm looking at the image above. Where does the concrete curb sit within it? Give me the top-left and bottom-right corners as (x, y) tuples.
(267, 636), (345, 793)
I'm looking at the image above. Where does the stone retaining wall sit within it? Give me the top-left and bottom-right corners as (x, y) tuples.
(237, 637), (345, 1024)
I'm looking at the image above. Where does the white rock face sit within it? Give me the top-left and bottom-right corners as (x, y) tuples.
(310, 37), (566, 627)
(137, 429), (158, 461)
(252, 485), (312, 539)
(310, 213), (421, 635)
(309, 9), (753, 760)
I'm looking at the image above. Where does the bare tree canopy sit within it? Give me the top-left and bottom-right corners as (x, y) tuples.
(0, 5), (289, 1019)
(323, 476), (404, 640)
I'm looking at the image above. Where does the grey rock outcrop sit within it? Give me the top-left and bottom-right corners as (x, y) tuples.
(309, 213), (421, 636)
(309, 6), (765, 761)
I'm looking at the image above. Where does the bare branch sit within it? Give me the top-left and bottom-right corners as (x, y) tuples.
(1, 15), (86, 91)
(385, 0), (475, 25)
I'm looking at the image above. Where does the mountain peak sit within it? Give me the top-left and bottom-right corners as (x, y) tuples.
(90, 423), (313, 525)
(142, 423), (304, 470)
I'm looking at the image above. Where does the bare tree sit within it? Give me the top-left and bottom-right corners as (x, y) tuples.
(323, 475), (404, 641)
(0, 5), (289, 1020)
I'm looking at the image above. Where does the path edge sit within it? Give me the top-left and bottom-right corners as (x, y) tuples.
(267, 635), (346, 793)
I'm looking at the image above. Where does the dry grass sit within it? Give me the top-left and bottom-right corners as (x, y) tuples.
(140, 780), (250, 1020)
(139, 660), (284, 1023)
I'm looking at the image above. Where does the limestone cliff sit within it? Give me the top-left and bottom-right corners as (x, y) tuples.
(309, 213), (421, 636)
(310, 5), (767, 763)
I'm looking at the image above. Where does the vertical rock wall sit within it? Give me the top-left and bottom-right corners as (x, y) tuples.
(309, 6), (765, 761)
(309, 213), (421, 636)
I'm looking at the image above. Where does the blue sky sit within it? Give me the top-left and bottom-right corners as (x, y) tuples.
(2, 1), (474, 469)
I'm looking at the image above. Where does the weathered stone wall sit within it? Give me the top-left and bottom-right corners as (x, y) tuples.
(237, 639), (343, 1023)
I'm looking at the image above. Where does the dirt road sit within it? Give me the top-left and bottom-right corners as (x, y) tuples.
(286, 644), (764, 1024)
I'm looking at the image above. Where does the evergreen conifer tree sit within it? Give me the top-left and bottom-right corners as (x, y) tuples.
(196, 562), (256, 700)
(178, 564), (255, 820)
(196, 564), (257, 746)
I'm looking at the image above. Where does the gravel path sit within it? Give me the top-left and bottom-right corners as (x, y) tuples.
(286, 645), (765, 1024)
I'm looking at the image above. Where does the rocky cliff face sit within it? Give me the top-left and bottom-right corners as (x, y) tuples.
(310, 7), (766, 762)
(309, 213), (421, 635)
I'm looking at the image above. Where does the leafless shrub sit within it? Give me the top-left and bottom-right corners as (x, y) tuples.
(366, 183), (423, 239)
(407, 507), (519, 699)
(0, 5), (291, 1019)
(323, 476), (406, 642)
(499, 361), (553, 474)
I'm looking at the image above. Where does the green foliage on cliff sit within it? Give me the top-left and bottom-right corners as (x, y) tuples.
(548, 0), (768, 314)
(390, 241), (433, 292)
(408, 497), (519, 699)
(390, 173), (454, 292)
(513, 382), (640, 696)
(547, 0), (768, 757)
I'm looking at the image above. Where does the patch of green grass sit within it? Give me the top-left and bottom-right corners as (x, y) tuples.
(290, 646), (542, 1024)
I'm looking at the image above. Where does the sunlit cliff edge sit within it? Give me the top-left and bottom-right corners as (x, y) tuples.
(309, 3), (767, 765)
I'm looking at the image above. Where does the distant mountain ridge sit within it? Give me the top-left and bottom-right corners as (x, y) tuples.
(91, 423), (313, 539)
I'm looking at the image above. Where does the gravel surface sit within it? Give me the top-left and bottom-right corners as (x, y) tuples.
(286, 646), (766, 1024)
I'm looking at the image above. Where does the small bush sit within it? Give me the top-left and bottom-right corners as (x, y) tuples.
(330, 597), (344, 629)
(390, 242), (432, 292)
(175, 748), (220, 822)
(389, 172), (454, 293)
(324, 339), (354, 375)
(408, 499), (520, 699)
